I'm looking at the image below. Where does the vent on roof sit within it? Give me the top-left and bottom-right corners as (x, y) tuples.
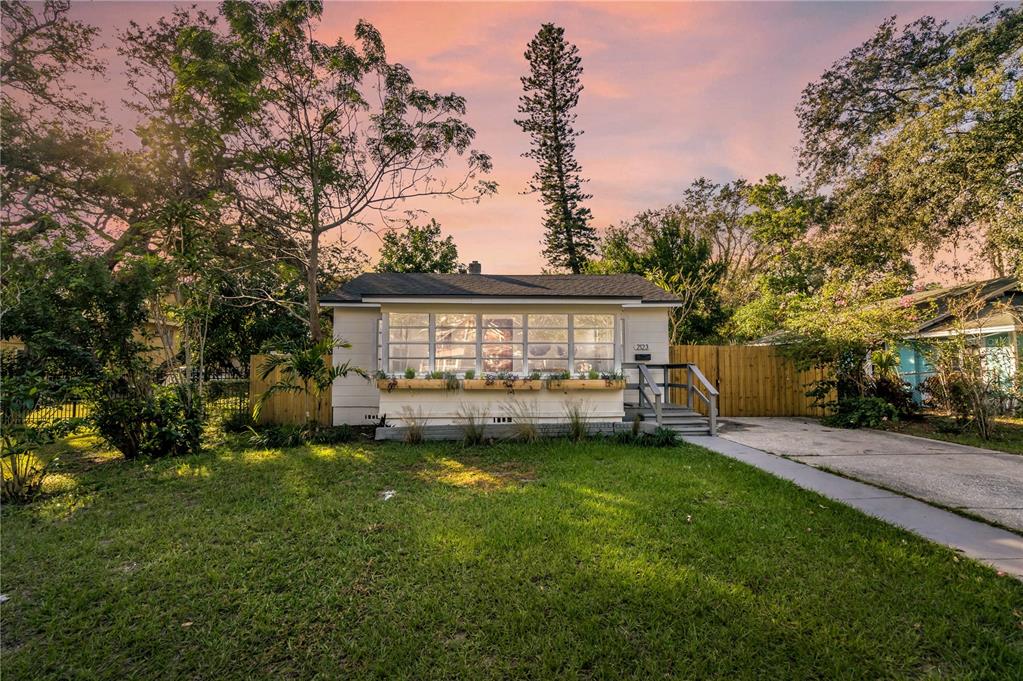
(467, 260), (482, 274)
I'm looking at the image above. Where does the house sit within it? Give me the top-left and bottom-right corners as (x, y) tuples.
(892, 276), (1021, 401)
(320, 263), (717, 436)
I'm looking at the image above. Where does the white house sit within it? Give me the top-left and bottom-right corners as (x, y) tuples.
(320, 264), (716, 435)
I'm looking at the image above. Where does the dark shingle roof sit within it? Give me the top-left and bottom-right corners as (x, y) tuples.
(321, 273), (680, 303)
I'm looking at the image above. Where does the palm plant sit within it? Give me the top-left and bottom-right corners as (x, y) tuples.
(255, 337), (366, 428)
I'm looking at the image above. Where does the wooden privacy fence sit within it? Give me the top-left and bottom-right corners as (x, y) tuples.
(249, 354), (332, 426)
(669, 345), (833, 417)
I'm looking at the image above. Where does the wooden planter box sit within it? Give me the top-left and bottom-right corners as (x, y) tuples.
(547, 379), (626, 391)
(376, 378), (451, 392)
(462, 378), (543, 392)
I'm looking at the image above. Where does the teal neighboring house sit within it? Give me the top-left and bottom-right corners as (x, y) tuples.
(893, 277), (1021, 402)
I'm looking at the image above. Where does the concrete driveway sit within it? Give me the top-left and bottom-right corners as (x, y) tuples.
(718, 417), (1023, 532)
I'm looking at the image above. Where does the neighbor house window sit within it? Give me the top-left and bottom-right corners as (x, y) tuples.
(527, 314), (569, 372)
(387, 313), (430, 374)
(482, 314), (523, 373)
(435, 313), (477, 373)
(573, 314), (615, 373)
(384, 312), (617, 375)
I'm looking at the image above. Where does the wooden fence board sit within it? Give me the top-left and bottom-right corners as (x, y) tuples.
(670, 345), (831, 417)
(249, 354), (332, 426)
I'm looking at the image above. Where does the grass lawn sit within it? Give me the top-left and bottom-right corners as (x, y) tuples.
(883, 415), (1023, 455)
(3, 435), (1022, 679)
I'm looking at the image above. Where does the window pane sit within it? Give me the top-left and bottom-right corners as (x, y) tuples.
(482, 343), (522, 360)
(435, 357), (476, 372)
(574, 343), (614, 360)
(436, 327), (476, 343)
(388, 343), (429, 359)
(483, 328), (523, 343)
(528, 328), (568, 342)
(574, 314), (614, 328)
(573, 328), (614, 343)
(435, 343), (476, 360)
(389, 358), (429, 374)
(390, 313), (429, 327)
(530, 358), (568, 372)
(389, 327), (429, 343)
(483, 357), (524, 373)
(483, 314), (522, 328)
(528, 343), (568, 360)
(574, 359), (614, 373)
(528, 314), (568, 328)
(436, 313), (476, 328)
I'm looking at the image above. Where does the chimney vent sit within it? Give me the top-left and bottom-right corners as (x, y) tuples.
(467, 261), (482, 274)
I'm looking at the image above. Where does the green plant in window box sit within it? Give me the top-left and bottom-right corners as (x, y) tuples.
(463, 369), (475, 380)
(404, 367), (416, 379)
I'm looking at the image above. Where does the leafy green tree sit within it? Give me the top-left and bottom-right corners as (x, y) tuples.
(376, 217), (460, 273)
(591, 208), (726, 343)
(205, 2), (494, 340)
(516, 23), (597, 273)
(797, 7), (1023, 275)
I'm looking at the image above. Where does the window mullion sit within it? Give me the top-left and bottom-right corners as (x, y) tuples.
(568, 314), (575, 375)
(476, 313), (482, 375)
(428, 314), (435, 374)
(523, 315), (530, 375)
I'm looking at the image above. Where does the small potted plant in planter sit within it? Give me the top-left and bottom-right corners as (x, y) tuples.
(463, 371), (542, 393)
(547, 369), (625, 391)
(375, 368), (454, 392)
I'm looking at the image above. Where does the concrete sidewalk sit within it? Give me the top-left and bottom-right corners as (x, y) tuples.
(683, 435), (1023, 579)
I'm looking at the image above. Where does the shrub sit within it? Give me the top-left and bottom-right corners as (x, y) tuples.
(455, 404), (488, 446)
(307, 425), (356, 445)
(246, 424), (307, 449)
(822, 396), (898, 429)
(646, 426), (680, 447)
(93, 385), (203, 459)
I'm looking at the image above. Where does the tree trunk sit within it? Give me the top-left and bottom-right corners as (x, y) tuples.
(307, 233), (322, 342)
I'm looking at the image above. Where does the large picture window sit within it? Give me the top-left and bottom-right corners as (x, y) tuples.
(384, 312), (616, 375)
(573, 314), (615, 373)
(527, 314), (569, 373)
(435, 313), (477, 373)
(482, 314), (523, 373)
(387, 313), (430, 374)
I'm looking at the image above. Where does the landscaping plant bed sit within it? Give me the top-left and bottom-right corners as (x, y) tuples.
(462, 378), (543, 392)
(547, 379), (626, 391)
(375, 378), (451, 392)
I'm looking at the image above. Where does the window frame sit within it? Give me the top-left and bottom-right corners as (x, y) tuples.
(383, 311), (619, 376)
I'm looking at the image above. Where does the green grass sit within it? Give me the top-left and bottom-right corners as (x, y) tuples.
(883, 415), (1023, 455)
(3, 435), (1022, 679)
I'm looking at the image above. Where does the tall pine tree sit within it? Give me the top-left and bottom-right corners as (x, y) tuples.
(516, 24), (597, 273)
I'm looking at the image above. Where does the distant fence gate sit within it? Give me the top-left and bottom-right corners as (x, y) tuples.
(249, 354), (332, 426)
(669, 345), (832, 418)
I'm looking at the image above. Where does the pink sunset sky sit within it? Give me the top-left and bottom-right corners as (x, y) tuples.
(69, 1), (996, 277)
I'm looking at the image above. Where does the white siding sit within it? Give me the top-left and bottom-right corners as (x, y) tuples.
(622, 307), (670, 405)
(378, 385), (624, 426)
(330, 302), (672, 425)
(331, 308), (381, 425)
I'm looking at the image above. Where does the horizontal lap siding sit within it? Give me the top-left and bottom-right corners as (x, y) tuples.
(378, 387), (624, 425)
(332, 308), (381, 425)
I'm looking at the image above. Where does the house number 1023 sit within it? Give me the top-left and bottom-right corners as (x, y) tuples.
(634, 343), (649, 351)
